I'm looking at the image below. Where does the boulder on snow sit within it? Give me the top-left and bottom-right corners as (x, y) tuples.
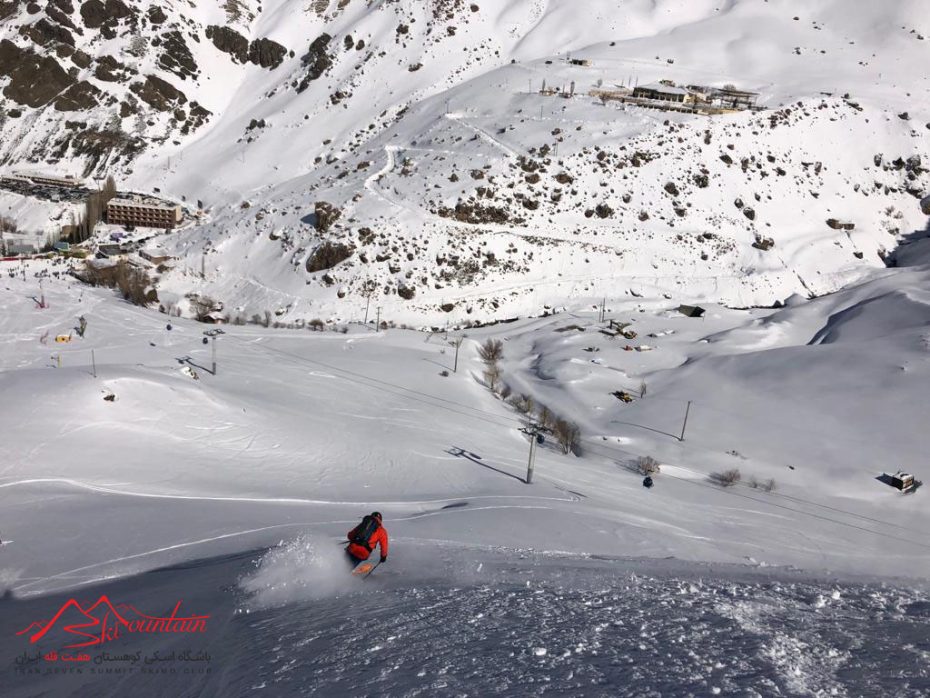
(826, 218), (855, 231)
(305, 240), (353, 273)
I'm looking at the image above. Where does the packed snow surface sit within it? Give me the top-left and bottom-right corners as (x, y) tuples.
(2, 243), (929, 692)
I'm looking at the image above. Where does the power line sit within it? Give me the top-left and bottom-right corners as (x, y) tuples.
(224, 334), (525, 429)
(212, 332), (929, 551)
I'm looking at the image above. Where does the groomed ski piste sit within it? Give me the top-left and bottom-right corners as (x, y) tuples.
(2, 229), (930, 695)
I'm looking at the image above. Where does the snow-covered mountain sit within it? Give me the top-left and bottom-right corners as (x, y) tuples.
(0, 0), (927, 322)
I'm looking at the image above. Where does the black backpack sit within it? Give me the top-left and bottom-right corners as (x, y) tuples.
(351, 515), (380, 551)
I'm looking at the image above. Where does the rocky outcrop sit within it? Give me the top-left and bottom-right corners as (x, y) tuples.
(248, 38), (287, 69)
(80, 0), (132, 39)
(206, 25), (249, 63)
(19, 17), (75, 47)
(157, 30), (198, 80)
(826, 218), (855, 231)
(94, 55), (129, 82)
(306, 241), (354, 272)
(54, 80), (104, 111)
(130, 74), (186, 111)
(205, 27), (286, 69)
(313, 201), (341, 233)
(0, 39), (74, 107)
(297, 34), (332, 92)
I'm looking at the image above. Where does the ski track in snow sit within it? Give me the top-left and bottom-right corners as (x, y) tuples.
(230, 550), (930, 698)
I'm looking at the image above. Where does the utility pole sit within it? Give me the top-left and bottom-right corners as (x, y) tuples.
(679, 400), (692, 442)
(364, 291), (371, 325)
(375, 306), (381, 332)
(450, 335), (465, 373)
(522, 423), (547, 484)
(91, 349), (96, 378)
(201, 252), (205, 279)
(204, 328), (225, 375)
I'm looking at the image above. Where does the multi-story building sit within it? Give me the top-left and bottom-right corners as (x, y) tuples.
(106, 197), (183, 229)
(13, 172), (85, 188)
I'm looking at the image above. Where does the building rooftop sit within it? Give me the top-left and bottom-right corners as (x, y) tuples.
(109, 197), (180, 211)
(635, 82), (691, 96)
(12, 171), (84, 184)
(715, 87), (760, 97)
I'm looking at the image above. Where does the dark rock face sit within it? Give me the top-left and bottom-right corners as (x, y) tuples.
(298, 33), (332, 92)
(20, 17), (75, 47)
(130, 74), (187, 111)
(80, 0), (131, 38)
(158, 30), (198, 79)
(0, 39), (74, 107)
(306, 241), (354, 272)
(0, 0), (225, 166)
(54, 80), (103, 110)
(70, 49), (91, 68)
(206, 25), (249, 63)
(94, 55), (129, 82)
(248, 37), (287, 69)
(147, 5), (166, 24)
(205, 27), (286, 69)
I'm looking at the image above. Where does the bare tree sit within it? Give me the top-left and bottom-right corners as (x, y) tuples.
(101, 175), (118, 204)
(636, 455), (660, 475)
(188, 295), (217, 321)
(537, 405), (555, 430)
(553, 418), (580, 455)
(711, 468), (742, 487)
(484, 363), (502, 393)
(507, 393), (535, 415)
(478, 338), (504, 364)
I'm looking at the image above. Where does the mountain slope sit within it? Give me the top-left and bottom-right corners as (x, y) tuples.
(0, 0), (927, 322)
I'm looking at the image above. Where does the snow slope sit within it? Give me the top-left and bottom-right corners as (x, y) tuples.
(1, 205), (929, 691)
(1, 2), (929, 693)
(1, 0), (928, 321)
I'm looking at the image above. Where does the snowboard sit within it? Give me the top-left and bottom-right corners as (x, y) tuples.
(351, 559), (378, 577)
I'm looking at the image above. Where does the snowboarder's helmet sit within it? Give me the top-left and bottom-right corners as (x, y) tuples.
(371, 511), (382, 521)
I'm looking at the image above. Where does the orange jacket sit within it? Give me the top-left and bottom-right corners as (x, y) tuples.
(347, 522), (389, 561)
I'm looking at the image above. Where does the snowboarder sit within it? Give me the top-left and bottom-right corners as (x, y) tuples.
(77, 315), (87, 338)
(346, 512), (389, 568)
(643, 475), (654, 489)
